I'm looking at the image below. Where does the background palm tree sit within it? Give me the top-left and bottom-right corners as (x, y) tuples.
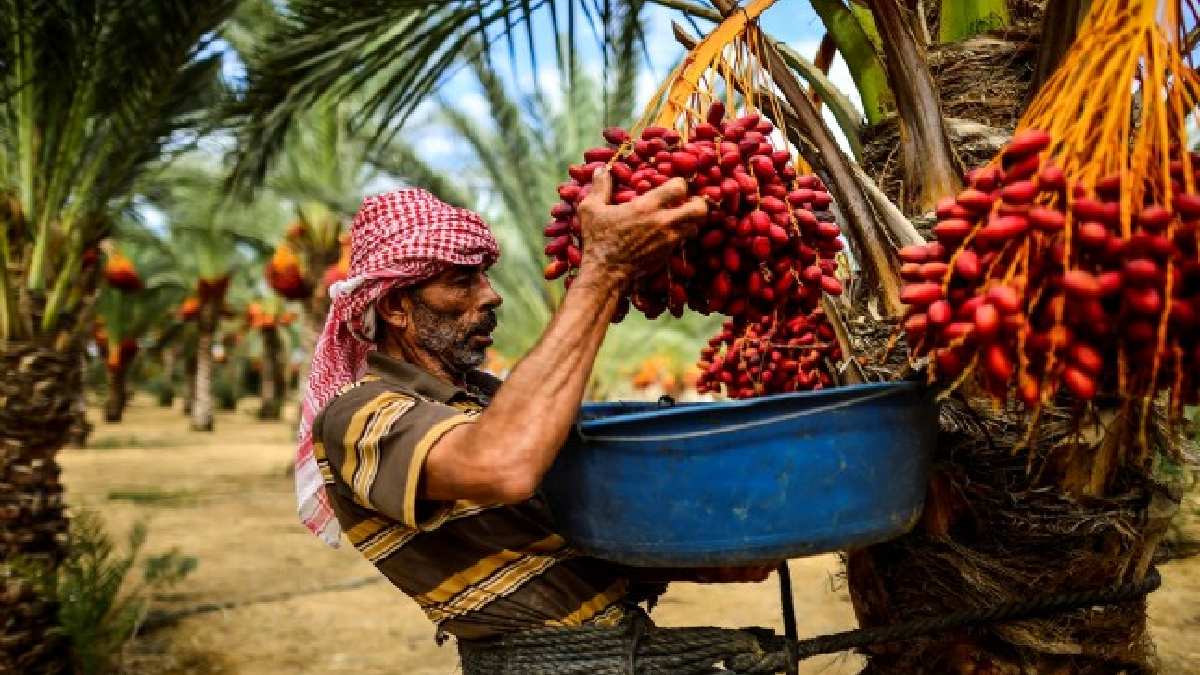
(93, 237), (187, 422)
(241, 296), (299, 420)
(0, 2), (238, 668)
(228, 1), (1191, 672)
(138, 159), (285, 431)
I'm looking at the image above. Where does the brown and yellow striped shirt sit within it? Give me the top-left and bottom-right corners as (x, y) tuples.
(312, 352), (629, 639)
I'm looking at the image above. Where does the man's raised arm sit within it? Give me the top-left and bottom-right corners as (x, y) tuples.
(422, 168), (707, 504)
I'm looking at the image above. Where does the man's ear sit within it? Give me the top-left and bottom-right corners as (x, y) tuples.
(376, 289), (410, 332)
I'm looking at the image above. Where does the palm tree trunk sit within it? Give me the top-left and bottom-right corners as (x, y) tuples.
(846, 400), (1167, 673)
(0, 342), (74, 673)
(183, 350), (197, 416)
(67, 351), (92, 447)
(258, 326), (284, 420)
(158, 346), (176, 408)
(190, 302), (217, 432)
(841, 8), (1171, 671)
(103, 363), (127, 423)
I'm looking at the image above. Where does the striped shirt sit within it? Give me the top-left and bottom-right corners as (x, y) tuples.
(312, 352), (630, 639)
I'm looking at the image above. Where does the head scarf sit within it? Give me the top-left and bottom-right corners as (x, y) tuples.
(296, 188), (499, 546)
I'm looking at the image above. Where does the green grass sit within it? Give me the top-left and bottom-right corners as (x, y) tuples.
(107, 488), (201, 506)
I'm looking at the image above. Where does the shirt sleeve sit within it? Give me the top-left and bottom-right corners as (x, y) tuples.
(319, 383), (477, 530)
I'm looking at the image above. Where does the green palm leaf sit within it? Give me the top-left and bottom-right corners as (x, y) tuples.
(0, 0), (238, 340)
(226, 1), (650, 192)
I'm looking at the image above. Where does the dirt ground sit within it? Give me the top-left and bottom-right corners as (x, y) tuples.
(60, 397), (1199, 674)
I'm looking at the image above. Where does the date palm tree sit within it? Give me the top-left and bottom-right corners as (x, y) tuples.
(228, 1), (1187, 672)
(0, 2), (238, 668)
(242, 296), (298, 420)
(94, 242), (187, 422)
(138, 158), (285, 431)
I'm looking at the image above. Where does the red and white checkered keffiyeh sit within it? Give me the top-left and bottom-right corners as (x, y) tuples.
(296, 188), (499, 546)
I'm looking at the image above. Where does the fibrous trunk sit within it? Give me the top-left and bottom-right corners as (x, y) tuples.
(847, 398), (1168, 673)
(862, 15), (1039, 213)
(158, 347), (176, 408)
(846, 3), (1168, 669)
(190, 303), (217, 432)
(183, 351), (197, 416)
(66, 351), (91, 448)
(0, 342), (74, 673)
(258, 326), (284, 420)
(103, 363), (127, 423)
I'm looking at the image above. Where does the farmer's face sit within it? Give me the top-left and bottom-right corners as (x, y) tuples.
(392, 265), (502, 373)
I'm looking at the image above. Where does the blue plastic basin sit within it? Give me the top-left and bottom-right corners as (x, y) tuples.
(540, 381), (935, 567)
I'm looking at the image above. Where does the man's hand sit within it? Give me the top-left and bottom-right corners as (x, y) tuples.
(576, 167), (708, 286)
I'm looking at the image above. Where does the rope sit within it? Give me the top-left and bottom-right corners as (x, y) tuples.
(459, 618), (782, 674)
(576, 385), (910, 443)
(457, 568), (1161, 674)
(789, 566), (1162, 659)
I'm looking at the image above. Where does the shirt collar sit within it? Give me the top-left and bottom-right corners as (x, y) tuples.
(365, 351), (500, 403)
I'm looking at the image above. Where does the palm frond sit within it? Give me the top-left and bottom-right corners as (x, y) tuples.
(606, 1), (644, 126)
(468, 55), (538, 227)
(367, 140), (474, 209)
(438, 102), (537, 236)
(1, 0), (238, 339)
(810, 0), (892, 126)
(266, 102), (368, 217)
(225, 0), (647, 192)
(137, 156), (287, 282)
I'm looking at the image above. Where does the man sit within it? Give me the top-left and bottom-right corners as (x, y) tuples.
(295, 168), (780, 673)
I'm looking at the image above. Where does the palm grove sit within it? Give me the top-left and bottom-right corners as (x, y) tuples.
(1, 1), (1195, 674)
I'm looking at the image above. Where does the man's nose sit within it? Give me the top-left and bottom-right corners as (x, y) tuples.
(478, 272), (503, 310)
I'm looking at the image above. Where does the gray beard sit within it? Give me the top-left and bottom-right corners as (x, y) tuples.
(409, 296), (491, 373)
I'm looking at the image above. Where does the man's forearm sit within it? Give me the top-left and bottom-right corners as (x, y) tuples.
(423, 168), (705, 503)
(424, 264), (624, 501)
(483, 266), (620, 458)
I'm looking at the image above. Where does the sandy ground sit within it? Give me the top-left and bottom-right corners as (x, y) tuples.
(59, 396), (1198, 674)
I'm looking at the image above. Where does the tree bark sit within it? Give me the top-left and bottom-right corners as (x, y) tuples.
(103, 363), (127, 423)
(158, 346), (176, 408)
(183, 351), (197, 416)
(66, 351), (92, 448)
(0, 342), (74, 673)
(258, 326), (284, 420)
(842, 6), (1169, 670)
(190, 302), (218, 432)
(846, 400), (1166, 674)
